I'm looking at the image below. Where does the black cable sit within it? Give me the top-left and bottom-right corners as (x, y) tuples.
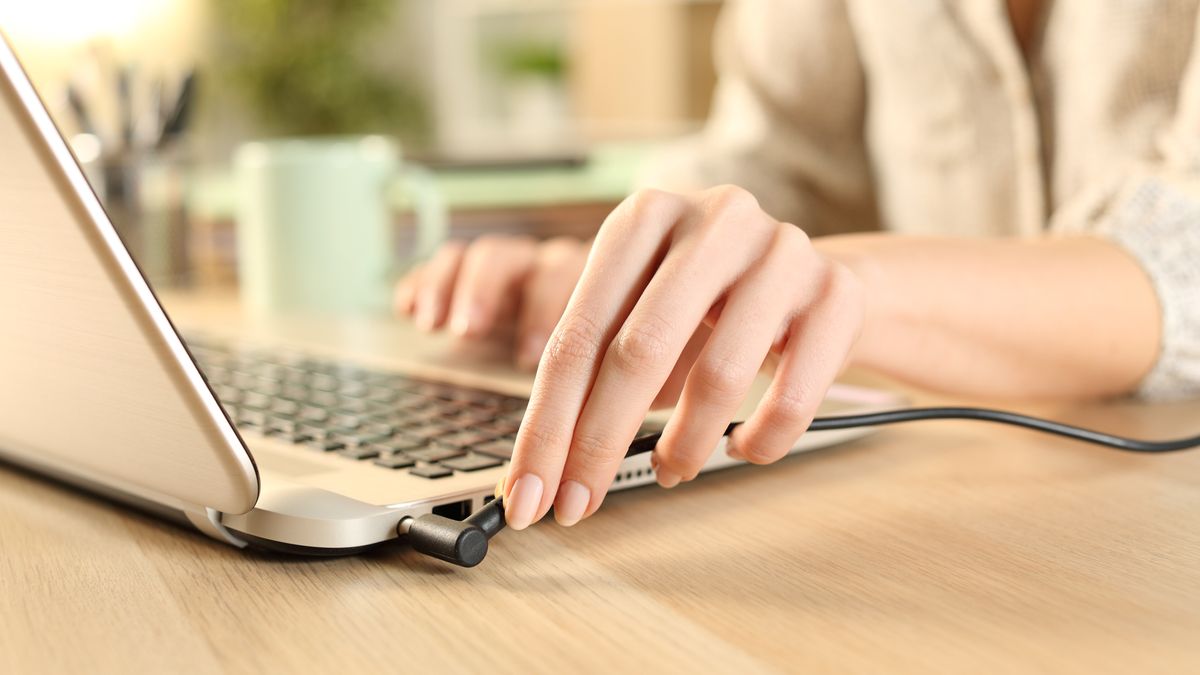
(628, 406), (1200, 456)
(407, 406), (1200, 567)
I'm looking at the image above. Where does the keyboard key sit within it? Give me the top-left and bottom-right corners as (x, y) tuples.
(409, 464), (453, 479)
(438, 430), (497, 448)
(373, 454), (416, 470)
(451, 409), (498, 426)
(264, 416), (300, 435)
(441, 454), (503, 472)
(337, 432), (393, 447)
(369, 435), (426, 453)
(474, 439), (515, 460)
(270, 399), (301, 416)
(330, 413), (363, 429)
(497, 409), (526, 423)
(365, 387), (399, 403)
(280, 383), (310, 401)
(308, 391), (340, 408)
(281, 431), (315, 445)
(299, 406), (330, 422)
(241, 391), (272, 410)
(212, 385), (242, 405)
(338, 381), (369, 398)
(406, 445), (466, 463)
(307, 439), (346, 453)
(409, 420), (455, 438)
(479, 419), (520, 436)
(360, 422), (397, 436)
(237, 409), (269, 427)
(297, 423), (331, 441)
(391, 393), (432, 410)
(498, 396), (528, 410)
(309, 373), (340, 391)
(338, 446), (381, 461)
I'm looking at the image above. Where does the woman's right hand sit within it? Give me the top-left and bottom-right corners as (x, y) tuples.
(394, 235), (591, 369)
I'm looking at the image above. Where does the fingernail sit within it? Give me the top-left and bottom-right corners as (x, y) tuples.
(725, 436), (745, 460)
(494, 477), (506, 501)
(654, 465), (681, 489)
(553, 480), (591, 527)
(416, 298), (437, 331)
(449, 312), (469, 336)
(504, 474), (544, 530)
(649, 452), (660, 471)
(450, 305), (484, 337)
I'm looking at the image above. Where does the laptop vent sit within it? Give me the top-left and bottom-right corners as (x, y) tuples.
(613, 468), (651, 485)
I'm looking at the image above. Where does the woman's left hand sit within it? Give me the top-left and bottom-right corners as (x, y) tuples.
(500, 185), (867, 529)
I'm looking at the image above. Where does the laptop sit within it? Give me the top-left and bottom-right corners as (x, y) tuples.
(0, 35), (901, 558)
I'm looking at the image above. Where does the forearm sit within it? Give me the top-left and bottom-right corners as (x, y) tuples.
(817, 233), (1162, 400)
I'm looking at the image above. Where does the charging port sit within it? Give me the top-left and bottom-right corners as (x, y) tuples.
(432, 500), (471, 521)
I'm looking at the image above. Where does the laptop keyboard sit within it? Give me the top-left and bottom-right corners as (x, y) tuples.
(185, 336), (525, 480)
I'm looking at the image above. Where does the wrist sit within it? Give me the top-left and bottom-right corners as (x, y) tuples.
(814, 234), (895, 371)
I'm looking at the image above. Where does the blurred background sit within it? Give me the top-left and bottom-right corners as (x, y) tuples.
(1, 0), (722, 309)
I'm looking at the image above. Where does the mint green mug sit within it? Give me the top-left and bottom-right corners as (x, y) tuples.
(234, 136), (446, 314)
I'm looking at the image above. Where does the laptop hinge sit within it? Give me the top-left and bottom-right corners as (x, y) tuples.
(186, 507), (249, 548)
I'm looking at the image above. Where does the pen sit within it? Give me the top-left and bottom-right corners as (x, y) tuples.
(157, 70), (196, 150)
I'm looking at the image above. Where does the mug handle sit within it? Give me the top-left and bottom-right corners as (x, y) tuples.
(395, 162), (448, 265)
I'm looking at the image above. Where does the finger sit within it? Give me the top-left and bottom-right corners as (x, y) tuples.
(515, 237), (589, 370)
(447, 236), (537, 339)
(393, 263), (424, 316)
(652, 228), (813, 485)
(414, 241), (466, 331)
(730, 265), (865, 464)
(551, 193), (779, 524)
(651, 324), (710, 410)
(503, 190), (689, 529)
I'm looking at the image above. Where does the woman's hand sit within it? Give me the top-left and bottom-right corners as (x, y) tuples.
(501, 185), (866, 529)
(394, 235), (590, 369)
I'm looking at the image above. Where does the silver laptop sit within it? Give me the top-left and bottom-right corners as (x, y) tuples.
(0, 35), (898, 558)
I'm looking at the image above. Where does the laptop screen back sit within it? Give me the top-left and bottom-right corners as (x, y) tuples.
(0, 33), (258, 514)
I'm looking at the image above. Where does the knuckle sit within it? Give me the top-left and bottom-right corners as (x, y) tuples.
(760, 384), (818, 429)
(827, 264), (865, 306)
(470, 233), (506, 251)
(733, 427), (795, 465)
(692, 354), (750, 403)
(568, 430), (618, 471)
(611, 188), (684, 230)
(740, 442), (790, 465)
(544, 314), (606, 371)
(777, 223), (813, 254)
(704, 184), (760, 219)
(656, 439), (710, 479)
(608, 317), (673, 372)
(540, 235), (581, 259)
(514, 420), (567, 459)
(625, 187), (669, 215)
(438, 239), (468, 258)
(706, 183), (757, 208)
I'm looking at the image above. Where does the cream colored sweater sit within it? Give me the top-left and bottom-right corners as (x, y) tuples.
(644, 0), (1200, 400)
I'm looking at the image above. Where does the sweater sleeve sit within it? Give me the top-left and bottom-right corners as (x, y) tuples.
(637, 0), (879, 235)
(1050, 11), (1200, 401)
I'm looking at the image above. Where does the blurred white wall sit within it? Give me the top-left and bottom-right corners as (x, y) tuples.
(1, 0), (206, 136)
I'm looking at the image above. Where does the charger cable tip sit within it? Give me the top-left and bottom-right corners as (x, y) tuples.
(399, 497), (507, 568)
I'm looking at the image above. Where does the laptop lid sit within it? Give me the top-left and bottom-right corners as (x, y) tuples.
(0, 33), (258, 514)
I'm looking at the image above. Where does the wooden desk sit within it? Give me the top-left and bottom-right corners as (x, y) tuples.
(2, 386), (1199, 673)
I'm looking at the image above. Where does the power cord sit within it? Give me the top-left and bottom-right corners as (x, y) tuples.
(399, 406), (1200, 567)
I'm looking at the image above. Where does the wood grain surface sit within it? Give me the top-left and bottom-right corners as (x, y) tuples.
(2, 393), (1199, 674)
